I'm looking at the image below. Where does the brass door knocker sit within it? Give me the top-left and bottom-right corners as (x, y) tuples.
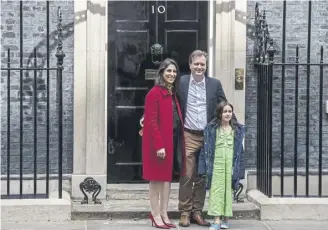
(150, 43), (164, 65)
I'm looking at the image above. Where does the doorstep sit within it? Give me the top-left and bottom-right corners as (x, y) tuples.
(71, 200), (259, 220)
(71, 184), (259, 220)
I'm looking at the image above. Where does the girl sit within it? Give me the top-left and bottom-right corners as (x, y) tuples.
(198, 101), (245, 230)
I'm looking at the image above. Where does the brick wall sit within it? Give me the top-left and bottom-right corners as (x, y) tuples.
(1, 0), (74, 175)
(245, 1), (328, 170)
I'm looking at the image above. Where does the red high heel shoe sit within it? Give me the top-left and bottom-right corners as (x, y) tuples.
(161, 216), (176, 228)
(149, 213), (170, 229)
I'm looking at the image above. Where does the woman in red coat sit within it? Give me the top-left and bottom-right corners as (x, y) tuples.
(142, 58), (185, 229)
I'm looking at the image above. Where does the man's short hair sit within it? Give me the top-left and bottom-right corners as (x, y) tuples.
(188, 50), (208, 64)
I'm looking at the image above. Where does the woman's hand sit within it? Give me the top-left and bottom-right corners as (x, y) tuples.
(140, 116), (144, 127)
(156, 148), (166, 159)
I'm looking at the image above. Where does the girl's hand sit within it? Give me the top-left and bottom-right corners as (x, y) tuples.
(156, 148), (166, 159)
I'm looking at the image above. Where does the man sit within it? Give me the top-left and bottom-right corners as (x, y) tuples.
(178, 50), (229, 227)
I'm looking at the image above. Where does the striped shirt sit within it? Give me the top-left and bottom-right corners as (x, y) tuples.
(184, 76), (207, 130)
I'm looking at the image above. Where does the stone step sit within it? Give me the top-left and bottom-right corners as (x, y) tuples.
(106, 189), (246, 200)
(72, 183), (256, 220)
(107, 188), (183, 200)
(105, 183), (246, 200)
(71, 199), (259, 220)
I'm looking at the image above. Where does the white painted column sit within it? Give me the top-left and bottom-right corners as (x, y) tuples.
(73, 0), (87, 177)
(234, 0), (247, 124)
(85, 0), (107, 177)
(72, 0), (108, 200)
(214, 0), (246, 124)
(208, 0), (216, 78)
(215, 0), (235, 102)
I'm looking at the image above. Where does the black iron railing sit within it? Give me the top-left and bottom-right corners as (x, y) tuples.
(254, 1), (327, 198)
(1, 3), (65, 199)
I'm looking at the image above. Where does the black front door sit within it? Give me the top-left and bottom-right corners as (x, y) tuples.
(107, 0), (208, 182)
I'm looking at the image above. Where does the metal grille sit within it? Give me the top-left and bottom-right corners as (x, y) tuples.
(1, 3), (65, 199)
(254, 1), (328, 198)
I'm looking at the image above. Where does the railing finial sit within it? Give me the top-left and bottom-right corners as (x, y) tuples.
(55, 6), (65, 68)
(267, 38), (276, 63)
(254, 2), (275, 64)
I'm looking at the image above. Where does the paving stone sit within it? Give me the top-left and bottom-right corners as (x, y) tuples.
(3, 220), (328, 230)
(264, 220), (328, 230)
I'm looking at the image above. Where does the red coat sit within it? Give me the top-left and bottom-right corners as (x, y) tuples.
(142, 85), (185, 182)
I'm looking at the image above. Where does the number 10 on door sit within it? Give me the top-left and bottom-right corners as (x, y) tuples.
(152, 5), (165, 14)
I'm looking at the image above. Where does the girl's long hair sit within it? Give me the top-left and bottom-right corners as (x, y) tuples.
(215, 100), (235, 128)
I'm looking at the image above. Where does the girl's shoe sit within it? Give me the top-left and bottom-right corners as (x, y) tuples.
(149, 213), (170, 229)
(221, 221), (229, 229)
(209, 223), (221, 230)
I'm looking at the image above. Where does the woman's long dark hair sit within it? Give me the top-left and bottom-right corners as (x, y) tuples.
(156, 58), (180, 95)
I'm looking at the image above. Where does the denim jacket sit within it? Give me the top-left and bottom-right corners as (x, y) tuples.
(197, 118), (245, 190)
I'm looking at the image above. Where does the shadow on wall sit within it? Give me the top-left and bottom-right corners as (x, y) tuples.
(22, 2), (107, 97)
(216, 0), (281, 55)
(4, 2), (110, 122)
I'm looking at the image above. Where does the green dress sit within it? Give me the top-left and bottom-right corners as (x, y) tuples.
(207, 128), (234, 217)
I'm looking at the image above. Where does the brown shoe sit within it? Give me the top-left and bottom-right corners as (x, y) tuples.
(179, 213), (191, 227)
(190, 212), (210, 226)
